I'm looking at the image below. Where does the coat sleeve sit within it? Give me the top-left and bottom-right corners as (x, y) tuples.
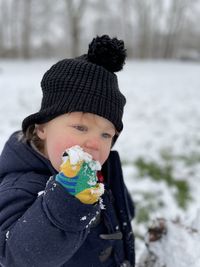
(0, 174), (100, 267)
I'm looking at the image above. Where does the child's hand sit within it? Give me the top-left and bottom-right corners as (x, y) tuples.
(55, 145), (104, 205)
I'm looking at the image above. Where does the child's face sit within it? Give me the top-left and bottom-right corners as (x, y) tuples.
(36, 112), (116, 171)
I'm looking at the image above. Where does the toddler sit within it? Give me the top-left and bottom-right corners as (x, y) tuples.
(0, 35), (135, 267)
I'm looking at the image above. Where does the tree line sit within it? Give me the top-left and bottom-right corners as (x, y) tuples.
(0, 0), (200, 59)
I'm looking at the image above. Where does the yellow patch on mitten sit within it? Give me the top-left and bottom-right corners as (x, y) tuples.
(76, 184), (104, 204)
(76, 188), (99, 205)
(60, 159), (83, 177)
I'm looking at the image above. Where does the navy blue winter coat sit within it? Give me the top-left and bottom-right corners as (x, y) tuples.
(0, 132), (135, 267)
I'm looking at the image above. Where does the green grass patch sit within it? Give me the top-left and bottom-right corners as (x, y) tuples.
(134, 157), (191, 209)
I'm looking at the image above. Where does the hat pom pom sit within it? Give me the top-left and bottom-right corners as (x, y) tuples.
(87, 35), (127, 72)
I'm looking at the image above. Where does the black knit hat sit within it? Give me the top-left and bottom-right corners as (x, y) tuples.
(22, 35), (127, 134)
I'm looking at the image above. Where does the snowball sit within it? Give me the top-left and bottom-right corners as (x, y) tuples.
(62, 145), (101, 171)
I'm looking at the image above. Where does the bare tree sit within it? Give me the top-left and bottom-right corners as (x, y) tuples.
(31, 0), (58, 57)
(0, 0), (200, 59)
(65, 0), (88, 57)
(129, 0), (200, 59)
(131, 0), (154, 58)
(120, 0), (136, 57)
(10, 0), (21, 57)
(0, 0), (6, 56)
(163, 0), (199, 58)
(0, 0), (12, 57)
(0, 0), (32, 58)
(21, 0), (32, 58)
(163, 0), (185, 58)
(89, 0), (123, 39)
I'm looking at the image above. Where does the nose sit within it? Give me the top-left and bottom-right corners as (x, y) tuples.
(84, 136), (100, 159)
(84, 136), (100, 150)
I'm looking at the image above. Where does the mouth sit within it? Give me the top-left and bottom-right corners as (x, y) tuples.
(62, 151), (69, 157)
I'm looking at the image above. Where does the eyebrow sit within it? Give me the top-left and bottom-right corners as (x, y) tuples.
(104, 126), (116, 133)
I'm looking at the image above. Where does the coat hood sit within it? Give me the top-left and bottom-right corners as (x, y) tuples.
(0, 131), (56, 183)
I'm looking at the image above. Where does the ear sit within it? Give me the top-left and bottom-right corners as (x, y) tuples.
(35, 124), (47, 140)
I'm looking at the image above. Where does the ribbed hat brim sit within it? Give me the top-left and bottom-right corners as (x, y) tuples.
(22, 93), (124, 133)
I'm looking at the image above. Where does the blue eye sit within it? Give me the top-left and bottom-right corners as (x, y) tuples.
(102, 133), (112, 139)
(73, 125), (87, 132)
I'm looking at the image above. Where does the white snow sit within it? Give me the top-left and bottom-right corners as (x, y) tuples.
(99, 197), (106, 210)
(5, 231), (9, 241)
(139, 212), (200, 267)
(62, 145), (101, 170)
(37, 190), (44, 196)
(80, 216), (87, 221)
(1, 59), (200, 265)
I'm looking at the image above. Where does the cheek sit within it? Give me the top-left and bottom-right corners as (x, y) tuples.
(46, 143), (63, 171)
(46, 138), (80, 171)
(100, 145), (112, 165)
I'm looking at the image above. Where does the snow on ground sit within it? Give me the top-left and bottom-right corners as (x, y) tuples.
(116, 60), (200, 160)
(138, 212), (200, 267)
(1, 59), (200, 264)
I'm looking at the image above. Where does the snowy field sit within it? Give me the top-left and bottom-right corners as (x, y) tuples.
(1, 59), (200, 263)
